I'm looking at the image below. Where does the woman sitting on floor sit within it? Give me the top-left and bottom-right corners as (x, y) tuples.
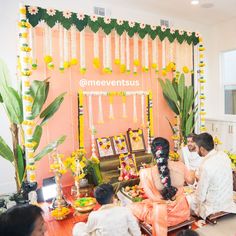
(129, 137), (195, 236)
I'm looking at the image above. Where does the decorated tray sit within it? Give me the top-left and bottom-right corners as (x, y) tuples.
(73, 197), (96, 213)
(121, 185), (148, 202)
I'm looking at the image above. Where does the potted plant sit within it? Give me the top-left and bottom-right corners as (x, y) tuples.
(0, 59), (66, 201)
(159, 73), (198, 145)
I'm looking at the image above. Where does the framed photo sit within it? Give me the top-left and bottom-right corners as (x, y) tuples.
(111, 134), (129, 155)
(96, 137), (115, 158)
(118, 153), (138, 181)
(127, 128), (146, 153)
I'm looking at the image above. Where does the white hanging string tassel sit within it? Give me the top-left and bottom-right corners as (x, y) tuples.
(141, 94), (145, 127)
(120, 34), (126, 73)
(126, 32), (130, 73)
(93, 32), (100, 68)
(162, 39), (166, 69)
(133, 33), (139, 74)
(80, 30), (86, 74)
(114, 31), (120, 65)
(109, 94), (114, 119)
(63, 28), (70, 69)
(43, 24), (53, 66)
(29, 27), (37, 70)
(144, 34), (149, 72)
(151, 37), (158, 71)
(98, 95), (104, 124)
(105, 34), (112, 73)
(47, 27), (54, 70)
(88, 95), (93, 130)
(102, 37), (106, 72)
(70, 25), (78, 66)
(59, 24), (64, 72)
(133, 94), (137, 123)
(170, 42), (174, 63)
(122, 95), (127, 118)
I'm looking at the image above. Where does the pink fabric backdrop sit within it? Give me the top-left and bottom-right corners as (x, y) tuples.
(30, 28), (176, 187)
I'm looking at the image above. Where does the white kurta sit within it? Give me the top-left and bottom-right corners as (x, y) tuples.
(181, 146), (202, 171)
(72, 204), (141, 236)
(187, 149), (236, 219)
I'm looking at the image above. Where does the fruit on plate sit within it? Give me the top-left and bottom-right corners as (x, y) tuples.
(123, 185), (147, 201)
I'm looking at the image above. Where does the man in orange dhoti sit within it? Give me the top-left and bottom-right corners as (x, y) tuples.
(129, 137), (195, 236)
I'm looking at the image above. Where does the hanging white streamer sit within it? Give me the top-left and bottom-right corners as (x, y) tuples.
(49, 27), (52, 57)
(80, 30), (86, 69)
(109, 104), (114, 119)
(170, 42), (174, 63)
(71, 25), (77, 59)
(98, 95), (104, 123)
(152, 37), (157, 66)
(103, 37), (106, 69)
(120, 34), (125, 66)
(141, 94), (145, 126)
(115, 31), (120, 63)
(133, 94), (137, 123)
(94, 32), (99, 59)
(126, 32), (130, 72)
(122, 96), (127, 118)
(144, 35), (149, 70)
(63, 28), (68, 63)
(59, 25), (64, 68)
(88, 95), (93, 130)
(162, 39), (166, 68)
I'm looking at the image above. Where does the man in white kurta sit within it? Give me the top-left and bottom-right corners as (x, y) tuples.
(187, 133), (236, 219)
(73, 184), (141, 236)
(180, 134), (202, 171)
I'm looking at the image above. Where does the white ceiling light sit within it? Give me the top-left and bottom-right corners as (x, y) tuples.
(191, 0), (199, 5)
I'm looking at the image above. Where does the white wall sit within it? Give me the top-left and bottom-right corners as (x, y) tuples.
(205, 17), (236, 122)
(0, 0), (209, 194)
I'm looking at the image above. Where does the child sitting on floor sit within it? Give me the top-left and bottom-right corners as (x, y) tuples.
(72, 183), (141, 236)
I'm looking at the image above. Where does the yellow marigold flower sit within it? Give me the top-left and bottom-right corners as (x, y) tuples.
(151, 63), (157, 69)
(182, 66), (189, 74)
(133, 59), (139, 66)
(21, 70), (32, 76)
(59, 67), (64, 73)
(115, 58), (120, 65)
(20, 46), (31, 52)
(93, 58), (100, 68)
(91, 156), (100, 164)
(28, 152), (34, 159)
(80, 68), (86, 74)
(199, 62), (205, 67)
(24, 81), (31, 87)
(200, 102), (204, 107)
(200, 127), (206, 132)
(63, 61), (70, 69)
(29, 174), (36, 182)
(199, 47), (205, 51)
(71, 58), (78, 65)
(199, 78), (206, 83)
(120, 64), (126, 73)
(162, 69), (167, 76)
(44, 55), (52, 64)
(200, 111), (206, 115)
(142, 67), (149, 72)
(20, 8), (26, 15)
(26, 165), (36, 171)
(200, 54), (204, 59)
(200, 95), (206, 99)
(26, 128), (33, 135)
(25, 106), (32, 112)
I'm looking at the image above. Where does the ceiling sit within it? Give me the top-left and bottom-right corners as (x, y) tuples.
(102, 0), (236, 25)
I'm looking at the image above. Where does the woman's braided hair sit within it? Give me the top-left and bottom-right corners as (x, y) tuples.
(151, 137), (177, 200)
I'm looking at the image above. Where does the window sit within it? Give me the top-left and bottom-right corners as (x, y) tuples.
(221, 50), (236, 115)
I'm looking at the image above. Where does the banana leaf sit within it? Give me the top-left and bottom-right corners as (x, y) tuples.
(165, 79), (178, 103)
(0, 136), (14, 162)
(32, 125), (43, 151)
(40, 92), (66, 126)
(0, 84), (23, 124)
(172, 80), (180, 101)
(0, 59), (11, 86)
(34, 135), (66, 162)
(178, 74), (185, 100)
(17, 145), (25, 184)
(185, 112), (194, 136)
(165, 116), (176, 133)
(163, 93), (180, 115)
(30, 80), (47, 118)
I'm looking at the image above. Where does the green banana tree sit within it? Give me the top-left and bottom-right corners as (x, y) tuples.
(159, 73), (198, 145)
(0, 59), (66, 192)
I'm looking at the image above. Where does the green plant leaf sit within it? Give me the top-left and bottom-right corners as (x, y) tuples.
(178, 73), (185, 100)
(0, 93), (3, 103)
(32, 125), (43, 151)
(0, 84), (23, 124)
(163, 93), (180, 115)
(40, 92), (66, 125)
(165, 79), (178, 103)
(0, 136), (14, 163)
(165, 116), (176, 134)
(0, 59), (11, 86)
(17, 145), (25, 184)
(34, 135), (66, 162)
(30, 80), (47, 118)
(185, 112), (194, 136)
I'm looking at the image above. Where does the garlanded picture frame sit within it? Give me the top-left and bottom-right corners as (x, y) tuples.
(111, 134), (129, 155)
(96, 137), (115, 158)
(127, 128), (146, 153)
(118, 153), (138, 181)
